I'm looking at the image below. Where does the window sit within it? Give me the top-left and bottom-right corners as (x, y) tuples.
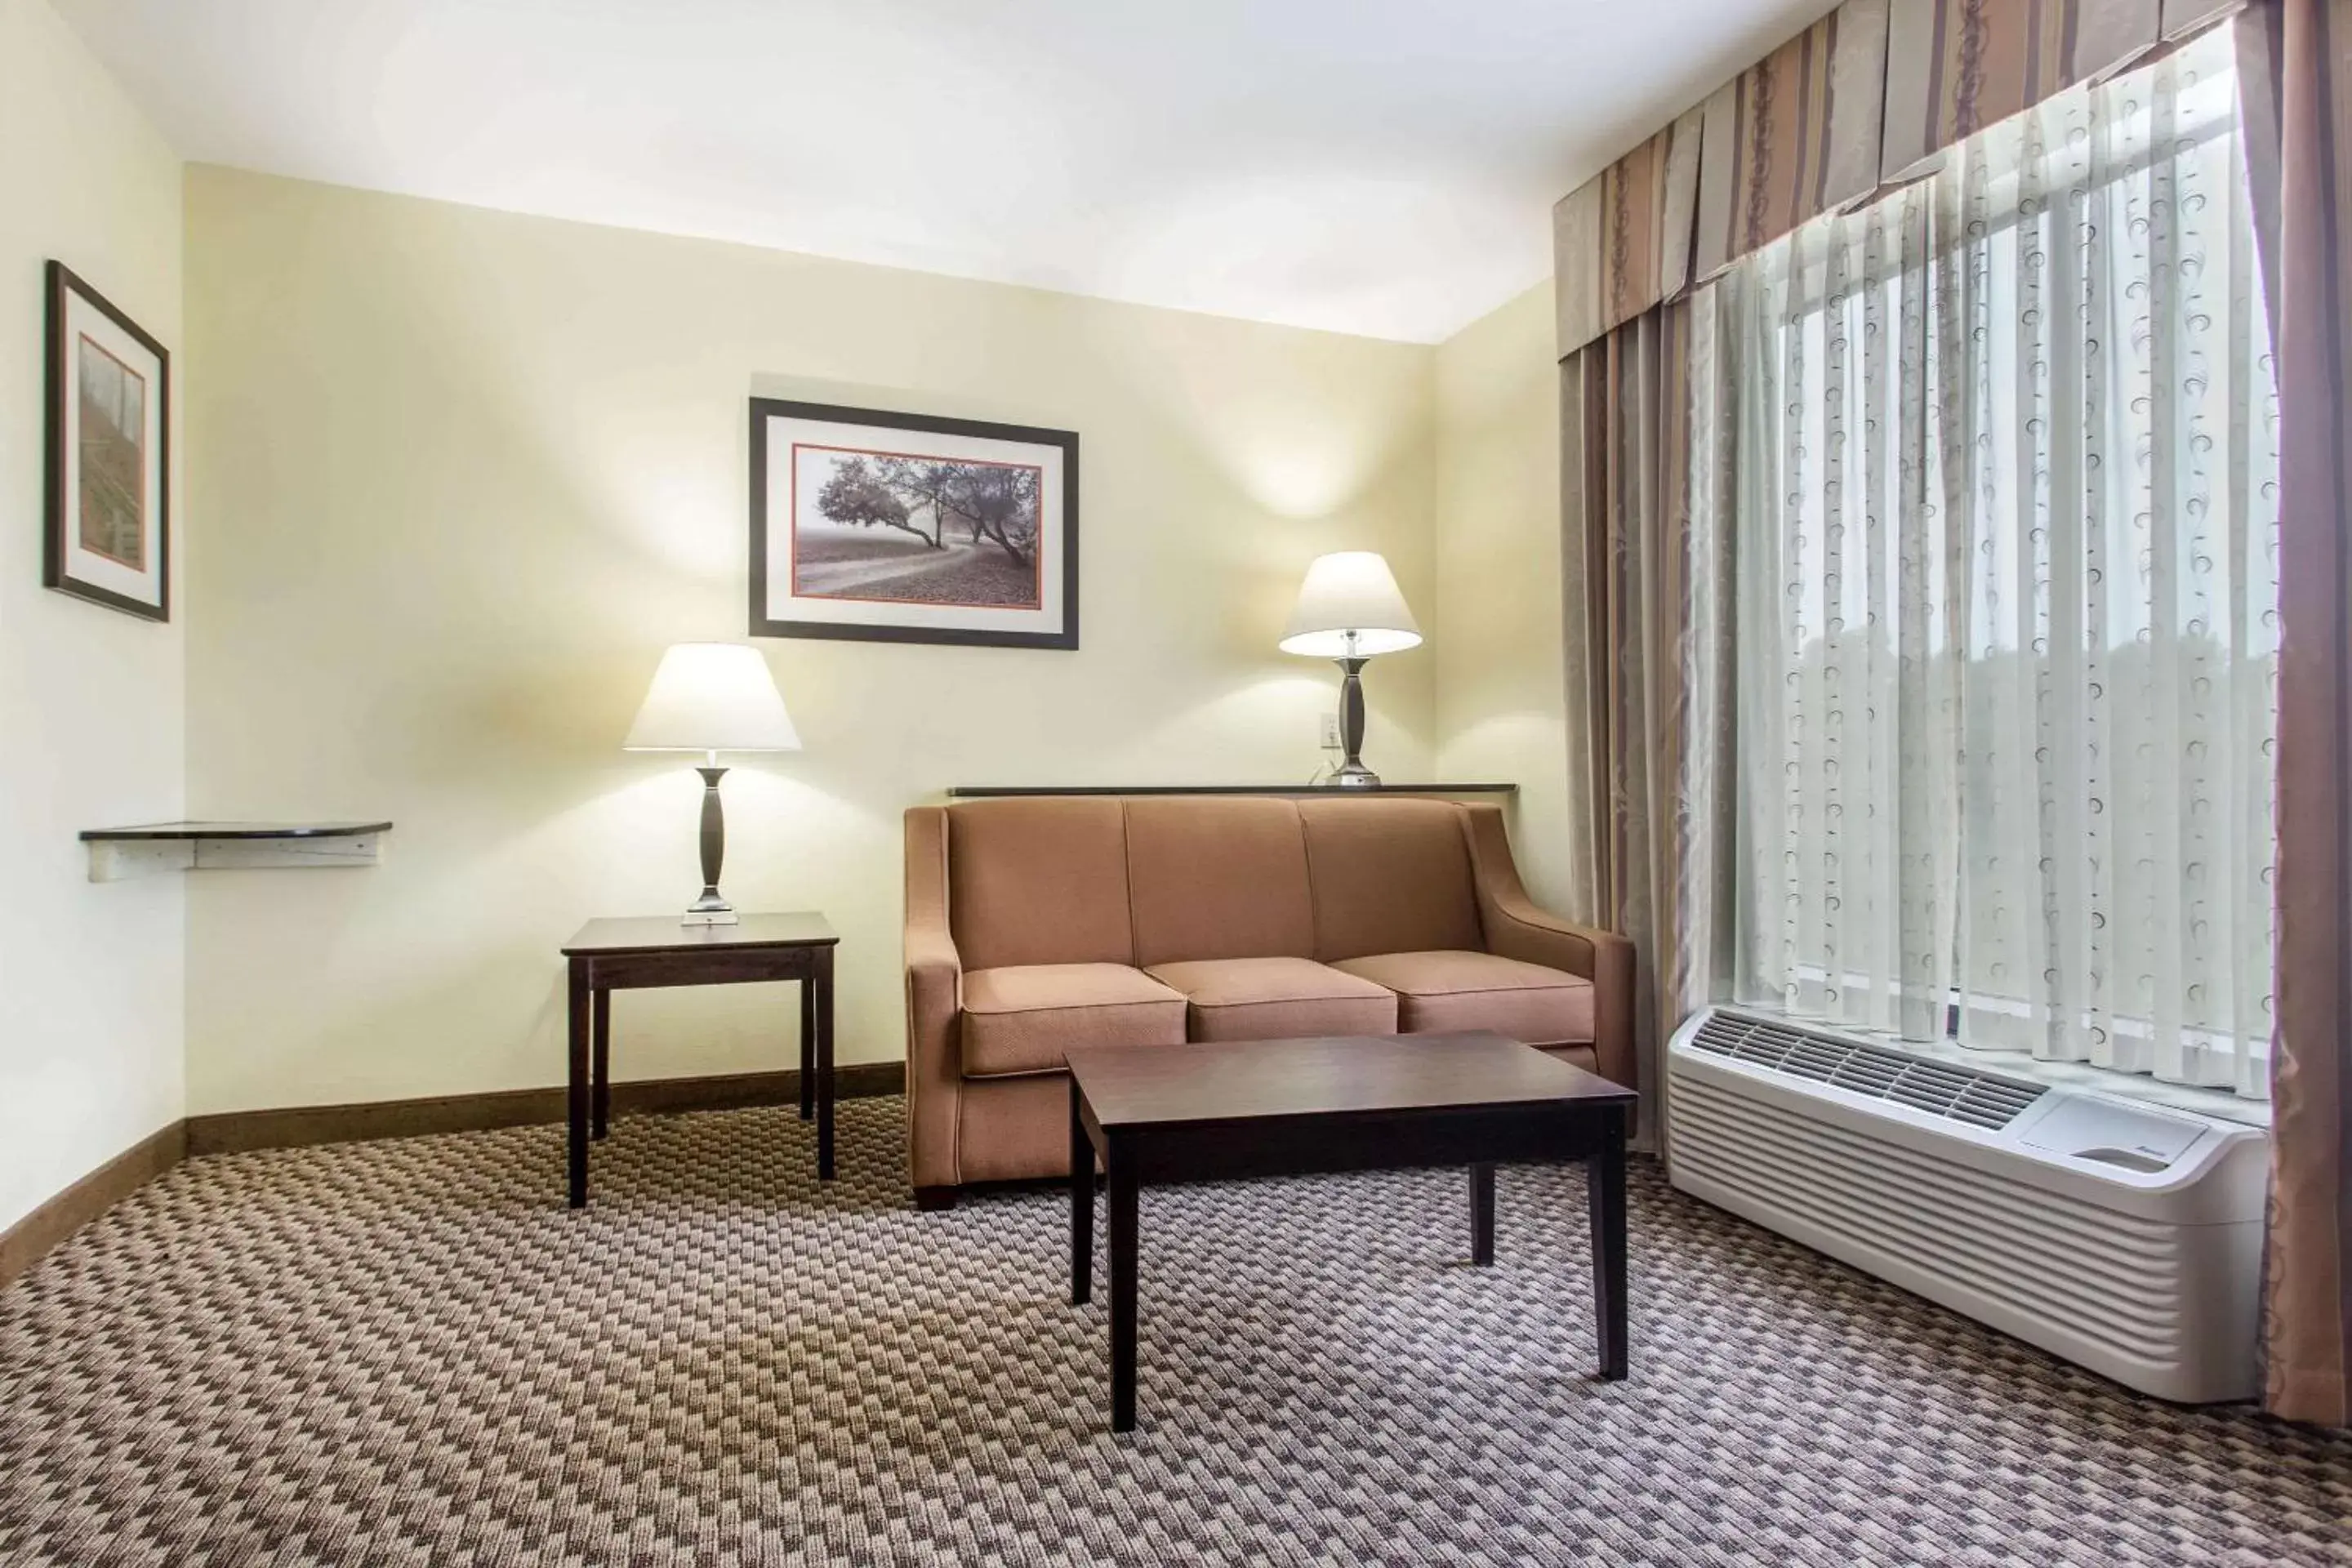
(1715, 28), (2278, 1096)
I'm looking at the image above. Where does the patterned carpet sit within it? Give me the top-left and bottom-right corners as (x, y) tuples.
(1, 1098), (2346, 1566)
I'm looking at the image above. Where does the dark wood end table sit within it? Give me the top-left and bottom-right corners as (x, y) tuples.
(1066, 1031), (1636, 1432)
(559, 912), (839, 1207)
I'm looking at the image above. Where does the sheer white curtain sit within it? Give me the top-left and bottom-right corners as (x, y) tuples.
(1713, 27), (2279, 1096)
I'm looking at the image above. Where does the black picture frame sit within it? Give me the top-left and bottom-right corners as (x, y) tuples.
(749, 398), (1079, 650)
(45, 261), (171, 623)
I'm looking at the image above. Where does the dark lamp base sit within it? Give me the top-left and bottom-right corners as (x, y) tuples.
(683, 765), (739, 926)
(1326, 656), (1383, 788)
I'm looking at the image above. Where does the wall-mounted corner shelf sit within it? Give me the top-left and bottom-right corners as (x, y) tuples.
(79, 822), (393, 883)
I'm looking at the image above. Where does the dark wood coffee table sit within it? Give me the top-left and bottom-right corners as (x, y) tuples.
(1065, 1031), (1636, 1432)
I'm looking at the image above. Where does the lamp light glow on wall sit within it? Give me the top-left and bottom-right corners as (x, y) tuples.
(624, 643), (800, 924)
(1279, 550), (1420, 789)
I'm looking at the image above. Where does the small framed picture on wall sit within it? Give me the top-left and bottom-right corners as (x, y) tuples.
(750, 399), (1078, 649)
(45, 261), (170, 622)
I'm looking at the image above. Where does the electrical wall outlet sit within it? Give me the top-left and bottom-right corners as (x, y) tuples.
(1319, 711), (1342, 750)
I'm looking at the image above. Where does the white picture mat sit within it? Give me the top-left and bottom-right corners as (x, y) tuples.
(763, 414), (1065, 634)
(59, 288), (165, 608)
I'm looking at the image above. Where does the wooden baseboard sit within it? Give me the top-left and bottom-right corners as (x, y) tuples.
(2, 1063), (906, 1285)
(0, 1121), (187, 1290)
(185, 1061), (905, 1156)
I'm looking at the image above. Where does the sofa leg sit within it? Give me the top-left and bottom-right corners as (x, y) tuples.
(913, 1186), (959, 1212)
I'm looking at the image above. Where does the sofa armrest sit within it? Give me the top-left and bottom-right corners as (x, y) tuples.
(904, 806), (964, 1192)
(1460, 804), (1637, 1090)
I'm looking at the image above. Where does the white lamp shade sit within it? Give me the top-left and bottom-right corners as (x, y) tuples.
(1277, 550), (1422, 658)
(623, 644), (801, 752)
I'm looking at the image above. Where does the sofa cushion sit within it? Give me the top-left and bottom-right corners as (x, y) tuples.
(1330, 950), (1594, 1046)
(1298, 799), (1485, 961)
(1126, 797), (1316, 964)
(1143, 956), (1397, 1043)
(949, 798), (1134, 970)
(960, 963), (1186, 1077)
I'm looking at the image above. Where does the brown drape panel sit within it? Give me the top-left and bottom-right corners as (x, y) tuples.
(2242, 0), (2352, 1430)
(1559, 305), (1705, 1140)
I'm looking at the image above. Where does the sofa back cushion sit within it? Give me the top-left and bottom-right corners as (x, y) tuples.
(1298, 798), (1484, 961)
(948, 798), (1134, 970)
(1125, 797), (1316, 965)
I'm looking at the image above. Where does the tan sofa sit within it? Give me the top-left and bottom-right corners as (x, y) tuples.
(902, 795), (1633, 1207)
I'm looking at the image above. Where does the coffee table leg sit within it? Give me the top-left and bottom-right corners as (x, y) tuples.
(1588, 1107), (1628, 1379)
(1108, 1138), (1138, 1432)
(1070, 1080), (1093, 1306)
(566, 958), (590, 1209)
(1468, 1164), (1495, 1265)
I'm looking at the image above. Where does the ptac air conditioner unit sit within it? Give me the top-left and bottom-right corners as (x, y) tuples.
(1666, 1006), (2269, 1403)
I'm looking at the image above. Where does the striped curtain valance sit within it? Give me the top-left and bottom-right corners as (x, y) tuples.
(1692, 0), (1888, 283)
(1553, 0), (2246, 357)
(1553, 110), (1703, 358)
(1878, 0), (2158, 178)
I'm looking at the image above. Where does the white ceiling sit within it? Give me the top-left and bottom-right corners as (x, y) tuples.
(57, 0), (1829, 343)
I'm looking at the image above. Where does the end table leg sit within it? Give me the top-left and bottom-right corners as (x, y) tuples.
(798, 974), (815, 1121)
(1108, 1141), (1138, 1432)
(1468, 1163), (1495, 1265)
(813, 946), (836, 1181)
(1070, 1080), (1094, 1306)
(1588, 1107), (1628, 1379)
(590, 986), (611, 1140)
(566, 959), (591, 1208)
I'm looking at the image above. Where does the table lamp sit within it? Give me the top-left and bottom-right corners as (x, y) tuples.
(1278, 550), (1421, 789)
(624, 643), (800, 924)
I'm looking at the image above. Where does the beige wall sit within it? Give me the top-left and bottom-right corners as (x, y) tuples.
(1432, 282), (1571, 909)
(0, 0), (185, 1230)
(182, 167), (1437, 1112)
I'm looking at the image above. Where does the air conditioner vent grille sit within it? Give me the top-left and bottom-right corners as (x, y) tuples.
(1687, 1013), (2046, 1132)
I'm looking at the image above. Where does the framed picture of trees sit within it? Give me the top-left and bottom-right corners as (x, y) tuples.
(749, 399), (1078, 649)
(45, 261), (170, 621)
